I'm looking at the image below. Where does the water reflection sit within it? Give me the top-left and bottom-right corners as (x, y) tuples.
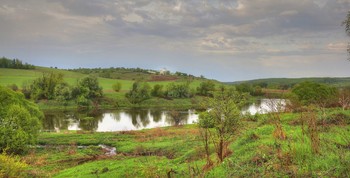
(43, 109), (199, 132)
(43, 99), (284, 132)
(242, 99), (286, 115)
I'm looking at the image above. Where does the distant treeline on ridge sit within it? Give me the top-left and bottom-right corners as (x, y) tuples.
(0, 57), (35, 69)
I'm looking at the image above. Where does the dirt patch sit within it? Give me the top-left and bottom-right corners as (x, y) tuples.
(148, 75), (178, 82)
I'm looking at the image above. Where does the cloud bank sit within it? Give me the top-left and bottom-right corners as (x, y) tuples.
(0, 0), (349, 81)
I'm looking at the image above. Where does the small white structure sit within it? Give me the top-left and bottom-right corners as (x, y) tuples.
(159, 68), (169, 75)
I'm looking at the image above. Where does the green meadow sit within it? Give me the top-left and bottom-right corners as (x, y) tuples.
(18, 110), (350, 177)
(0, 67), (211, 109)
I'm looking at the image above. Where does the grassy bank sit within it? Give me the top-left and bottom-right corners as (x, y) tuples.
(19, 109), (350, 177)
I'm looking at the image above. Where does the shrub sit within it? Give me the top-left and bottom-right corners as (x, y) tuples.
(7, 84), (18, 91)
(0, 152), (28, 177)
(0, 86), (43, 154)
(112, 82), (122, 92)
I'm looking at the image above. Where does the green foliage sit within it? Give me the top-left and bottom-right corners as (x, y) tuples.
(68, 67), (160, 80)
(112, 82), (122, 92)
(72, 75), (103, 107)
(0, 57), (35, 69)
(29, 72), (64, 100)
(235, 83), (264, 96)
(230, 77), (350, 89)
(291, 81), (337, 106)
(151, 84), (164, 97)
(199, 87), (248, 162)
(198, 112), (215, 128)
(7, 83), (19, 91)
(55, 83), (72, 105)
(0, 152), (28, 177)
(76, 75), (103, 99)
(125, 82), (151, 104)
(197, 80), (216, 96)
(165, 82), (193, 98)
(0, 86), (42, 154)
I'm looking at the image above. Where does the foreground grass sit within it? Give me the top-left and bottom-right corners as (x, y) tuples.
(20, 109), (350, 177)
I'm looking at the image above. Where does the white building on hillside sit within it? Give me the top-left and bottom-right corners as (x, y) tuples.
(159, 68), (169, 75)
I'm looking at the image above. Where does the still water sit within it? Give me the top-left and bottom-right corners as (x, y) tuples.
(43, 99), (285, 132)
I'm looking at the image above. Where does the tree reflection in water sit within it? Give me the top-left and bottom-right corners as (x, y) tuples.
(123, 109), (150, 128)
(43, 111), (71, 132)
(75, 109), (103, 132)
(43, 109), (197, 132)
(166, 110), (187, 126)
(150, 110), (162, 122)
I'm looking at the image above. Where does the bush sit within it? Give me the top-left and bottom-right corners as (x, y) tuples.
(197, 81), (215, 96)
(165, 83), (193, 98)
(125, 82), (151, 104)
(112, 82), (122, 92)
(7, 84), (19, 91)
(0, 86), (43, 154)
(151, 84), (164, 97)
(0, 152), (28, 177)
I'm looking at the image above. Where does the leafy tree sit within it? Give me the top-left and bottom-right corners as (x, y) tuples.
(291, 82), (337, 118)
(151, 84), (164, 97)
(73, 75), (103, 107)
(29, 72), (64, 100)
(0, 57), (35, 69)
(197, 81), (216, 96)
(125, 82), (151, 104)
(198, 111), (215, 168)
(112, 82), (122, 92)
(165, 83), (193, 98)
(55, 83), (72, 106)
(291, 81), (337, 107)
(236, 83), (253, 94)
(252, 85), (263, 96)
(343, 11), (350, 59)
(77, 75), (103, 99)
(198, 87), (247, 162)
(0, 86), (43, 154)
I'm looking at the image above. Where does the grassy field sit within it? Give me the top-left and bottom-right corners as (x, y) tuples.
(18, 109), (350, 177)
(0, 67), (206, 91)
(0, 67), (214, 109)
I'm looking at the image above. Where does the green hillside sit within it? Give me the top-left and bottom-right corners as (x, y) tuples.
(0, 67), (219, 109)
(227, 77), (350, 88)
(0, 67), (210, 91)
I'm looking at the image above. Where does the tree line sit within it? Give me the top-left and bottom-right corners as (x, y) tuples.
(125, 80), (217, 104)
(0, 57), (35, 69)
(20, 73), (103, 108)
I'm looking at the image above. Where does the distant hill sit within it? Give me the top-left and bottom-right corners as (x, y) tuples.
(68, 67), (202, 81)
(0, 66), (216, 93)
(226, 77), (350, 88)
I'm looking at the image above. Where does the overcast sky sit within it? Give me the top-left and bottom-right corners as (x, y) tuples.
(0, 0), (349, 82)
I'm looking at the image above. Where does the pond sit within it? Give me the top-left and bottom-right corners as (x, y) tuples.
(43, 99), (285, 132)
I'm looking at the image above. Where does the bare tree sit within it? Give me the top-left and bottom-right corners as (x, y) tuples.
(264, 95), (287, 140)
(342, 11), (350, 60)
(199, 87), (247, 162)
(338, 88), (350, 110)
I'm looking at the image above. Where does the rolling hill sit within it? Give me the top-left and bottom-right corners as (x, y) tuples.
(226, 77), (350, 88)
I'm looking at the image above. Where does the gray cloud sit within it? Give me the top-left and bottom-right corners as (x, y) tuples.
(0, 0), (349, 81)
